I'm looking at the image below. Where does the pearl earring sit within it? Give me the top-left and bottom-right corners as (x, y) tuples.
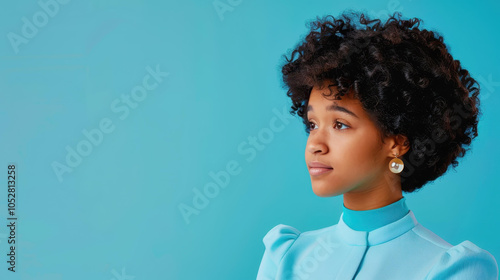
(389, 153), (404, 174)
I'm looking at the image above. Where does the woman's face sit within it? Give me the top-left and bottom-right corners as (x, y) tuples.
(305, 82), (394, 197)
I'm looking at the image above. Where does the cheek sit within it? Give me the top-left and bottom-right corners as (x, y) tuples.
(335, 133), (382, 170)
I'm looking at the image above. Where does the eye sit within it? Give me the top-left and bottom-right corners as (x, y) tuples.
(307, 120), (350, 131)
(334, 121), (350, 130)
(308, 121), (318, 131)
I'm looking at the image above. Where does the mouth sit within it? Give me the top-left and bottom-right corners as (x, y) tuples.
(309, 167), (333, 176)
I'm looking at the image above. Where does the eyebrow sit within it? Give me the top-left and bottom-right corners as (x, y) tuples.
(306, 103), (359, 119)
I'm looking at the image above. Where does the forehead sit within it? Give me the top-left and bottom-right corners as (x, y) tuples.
(307, 84), (361, 112)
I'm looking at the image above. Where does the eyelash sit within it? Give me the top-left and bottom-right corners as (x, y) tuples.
(308, 120), (350, 131)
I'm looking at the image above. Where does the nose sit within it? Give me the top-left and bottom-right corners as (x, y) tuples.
(306, 130), (328, 155)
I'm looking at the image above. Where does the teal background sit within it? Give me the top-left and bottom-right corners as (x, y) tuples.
(0, 0), (498, 279)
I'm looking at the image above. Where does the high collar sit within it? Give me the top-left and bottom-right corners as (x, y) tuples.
(342, 197), (410, 232)
(336, 197), (417, 246)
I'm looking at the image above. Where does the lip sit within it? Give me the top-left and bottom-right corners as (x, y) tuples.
(308, 161), (333, 176)
(309, 167), (333, 176)
(308, 161), (332, 168)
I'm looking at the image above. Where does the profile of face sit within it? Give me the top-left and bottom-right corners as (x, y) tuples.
(305, 81), (401, 197)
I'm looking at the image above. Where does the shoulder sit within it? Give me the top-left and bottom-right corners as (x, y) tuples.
(411, 223), (453, 249)
(261, 224), (301, 265)
(256, 224), (301, 279)
(262, 224), (300, 263)
(426, 240), (499, 280)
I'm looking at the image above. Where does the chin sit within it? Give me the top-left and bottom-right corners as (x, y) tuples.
(312, 185), (342, 197)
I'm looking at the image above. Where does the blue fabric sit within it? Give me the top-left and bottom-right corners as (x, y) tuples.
(256, 196), (499, 279)
(342, 196), (409, 232)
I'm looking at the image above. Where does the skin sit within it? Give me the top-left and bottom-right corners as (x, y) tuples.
(305, 80), (410, 210)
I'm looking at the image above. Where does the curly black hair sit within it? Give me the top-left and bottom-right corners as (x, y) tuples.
(281, 11), (481, 193)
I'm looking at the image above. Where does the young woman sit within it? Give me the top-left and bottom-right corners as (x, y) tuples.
(256, 12), (499, 280)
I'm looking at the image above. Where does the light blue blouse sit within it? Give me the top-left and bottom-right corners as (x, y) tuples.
(256, 197), (499, 279)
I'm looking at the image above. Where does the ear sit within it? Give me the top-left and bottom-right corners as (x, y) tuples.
(387, 134), (410, 157)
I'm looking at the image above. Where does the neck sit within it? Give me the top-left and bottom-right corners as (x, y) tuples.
(343, 177), (403, 210)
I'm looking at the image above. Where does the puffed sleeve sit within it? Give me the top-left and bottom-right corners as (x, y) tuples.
(256, 224), (301, 280)
(426, 240), (499, 280)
